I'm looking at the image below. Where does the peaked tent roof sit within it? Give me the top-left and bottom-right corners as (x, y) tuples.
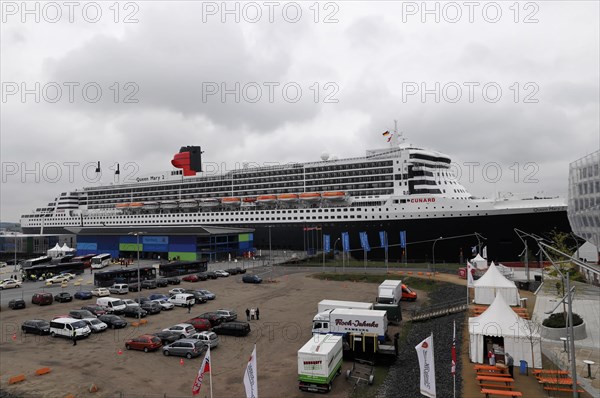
(473, 262), (516, 288)
(48, 243), (62, 252)
(469, 293), (538, 338)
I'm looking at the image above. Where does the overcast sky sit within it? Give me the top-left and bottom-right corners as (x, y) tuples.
(1, 1), (599, 222)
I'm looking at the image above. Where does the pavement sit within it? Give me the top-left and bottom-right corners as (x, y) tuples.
(533, 277), (600, 396)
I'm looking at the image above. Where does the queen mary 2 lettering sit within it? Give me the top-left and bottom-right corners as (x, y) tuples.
(19, 135), (571, 262)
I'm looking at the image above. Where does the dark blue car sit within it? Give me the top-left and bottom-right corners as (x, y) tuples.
(148, 293), (168, 301)
(74, 290), (93, 300)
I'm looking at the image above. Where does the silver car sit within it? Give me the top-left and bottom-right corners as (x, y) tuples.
(162, 323), (196, 339)
(83, 318), (108, 333)
(151, 298), (174, 310)
(162, 339), (207, 359)
(190, 331), (219, 348)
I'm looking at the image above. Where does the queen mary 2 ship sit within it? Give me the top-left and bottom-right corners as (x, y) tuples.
(20, 135), (571, 262)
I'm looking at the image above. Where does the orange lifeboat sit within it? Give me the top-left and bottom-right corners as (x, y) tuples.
(299, 192), (321, 202)
(221, 197), (241, 206)
(257, 195), (277, 204)
(129, 202), (144, 208)
(115, 203), (130, 209)
(277, 193), (299, 202)
(322, 191), (347, 201)
(243, 197), (257, 203)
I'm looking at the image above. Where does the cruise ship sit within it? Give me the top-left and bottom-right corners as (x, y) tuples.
(20, 135), (571, 262)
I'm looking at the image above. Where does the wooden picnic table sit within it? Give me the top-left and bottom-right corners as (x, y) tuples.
(475, 365), (508, 372)
(477, 375), (515, 385)
(477, 372), (512, 377)
(538, 377), (579, 385)
(533, 369), (569, 376)
(480, 388), (522, 397)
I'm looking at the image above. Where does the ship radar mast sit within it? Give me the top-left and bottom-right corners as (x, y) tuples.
(390, 120), (408, 148)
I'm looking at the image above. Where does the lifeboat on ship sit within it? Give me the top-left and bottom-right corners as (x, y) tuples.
(143, 201), (159, 211)
(179, 199), (199, 210)
(277, 193), (299, 203)
(243, 197), (257, 203)
(322, 191), (348, 201)
(299, 192), (321, 202)
(199, 198), (219, 208)
(221, 197), (241, 206)
(160, 200), (178, 210)
(115, 203), (130, 209)
(257, 195), (277, 205)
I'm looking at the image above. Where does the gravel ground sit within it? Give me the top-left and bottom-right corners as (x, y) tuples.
(376, 283), (465, 398)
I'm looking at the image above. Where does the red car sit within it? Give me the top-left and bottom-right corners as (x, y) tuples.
(186, 317), (212, 331)
(182, 275), (199, 282)
(125, 334), (163, 352)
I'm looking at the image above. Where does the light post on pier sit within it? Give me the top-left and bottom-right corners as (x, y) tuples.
(128, 231), (146, 320)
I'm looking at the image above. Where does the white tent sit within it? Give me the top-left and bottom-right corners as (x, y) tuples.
(474, 262), (520, 306)
(469, 294), (542, 368)
(61, 243), (75, 254)
(472, 254), (488, 270)
(47, 243), (62, 258)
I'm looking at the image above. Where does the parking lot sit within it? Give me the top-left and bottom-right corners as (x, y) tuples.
(0, 267), (406, 397)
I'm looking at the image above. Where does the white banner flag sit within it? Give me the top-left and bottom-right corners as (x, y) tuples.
(467, 260), (474, 287)
(243, 345), (258, 398)
(415, 334), (436, 398)
(192, 346), (211, 396)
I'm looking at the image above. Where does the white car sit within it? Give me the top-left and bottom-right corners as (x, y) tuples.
(162, 323), (196, 339)
(214, 270), (229, 277)
(169, 288), (186, 295)
(91, 287), (110, 297)
(190, 331), (219, 348)
(122, 299), (139, 307)
(83, 318), (108, 333)
(59, 273), (76, 280)
(46, 275), (70, 284)
(151, 299), (174, 311)
(0, 279), (22, 289)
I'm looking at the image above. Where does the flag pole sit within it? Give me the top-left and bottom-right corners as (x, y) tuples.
(209, 346), (213, 398)
(453, 320), (456, 398)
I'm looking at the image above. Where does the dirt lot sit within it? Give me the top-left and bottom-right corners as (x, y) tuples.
(0, 271), (406, 398)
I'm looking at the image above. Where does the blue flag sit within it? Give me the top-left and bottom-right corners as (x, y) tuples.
(341, 232), (350, 253)
(379, 231), (387, 249)
(323, 234), (331, 253)
(359, 232), (371, 252)
(400, 231), (407, 248)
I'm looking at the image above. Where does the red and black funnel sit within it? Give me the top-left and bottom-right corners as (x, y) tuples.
(171, 146), (203, 176)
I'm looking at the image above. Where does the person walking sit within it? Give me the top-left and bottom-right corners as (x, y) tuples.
(488, 349), (495, 365)
(246, 308), (250, 321)
(250, 308), (255, 320)
(187, 301), (192, 314)
(505, 352), (514, 378)
(72, 329), (77, 346)
(256, 307), (260, 320)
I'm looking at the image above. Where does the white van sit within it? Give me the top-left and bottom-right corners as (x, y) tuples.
(97, 297), (127, 314)
(108, 284), (129, 295)
(49, 317), (91, 339)
(168, 293), (195, 307)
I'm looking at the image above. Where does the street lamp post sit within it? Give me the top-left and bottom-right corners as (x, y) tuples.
(128, 231), (146, 320)
(432, 236), (442, 271)
(13, 235), (18, 273)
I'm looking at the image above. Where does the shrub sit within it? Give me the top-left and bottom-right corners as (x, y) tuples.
(542, 312), (583, 328)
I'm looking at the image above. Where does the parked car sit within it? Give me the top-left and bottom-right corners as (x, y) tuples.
(122, 299), (139, 307)
(186, 317), (213, 331)
(235, 267), (246, 274)
(108, 284), (129, 295)
(9, 299), (26, 310)
(190, 331), (219, 348)
(225, 268), (239, 275)
(167, 277), (181, 285)
(242, 274), (262, 284)
(128, 283), (141, 292)
(125, 334), (163, 352)
(205, 271), (218, 280)
(98, 314), (128, 329)
(169, 288), (186, 295)
(69, 309), (96, 319)
(152, 330), (180, 345)
(196, 289), (215, 300)
(32, 292), (53, 306)
(45, 275), (70, 284)
(196, 272), (208, 281)
(196, 312), (224, 327)
(216, 309), (237, 322)
(156, 278), (169, 287)
(212, 321), (251, 336)
(0, 279), (22, 289)
(151, 298), (174, 311)
(134, 297), (152, 305)
(162, 339), (207, 359)
(184, 290), (207, 304)
(58, 272), (76, 280)
(182, 275), (199, 283)
(91, 287), (110, 297)
(54, 292), (73, 303)
(81, 305), (108, 316)
(162, 323), (196, 339)
(74, 290), (93, 300)
(141, 280), (157, 289)
(82, 317), (108, 333)
(148, 293), (169, 301)
(122, 306), (148, 318)
(21, 319), (50, 335)
(214, 270), (229, 277)
(140, 301), (162, 315)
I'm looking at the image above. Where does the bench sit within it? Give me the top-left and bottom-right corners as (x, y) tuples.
(479, 384), (513, 390)
(543, 387), (585, 393)
(480, 389), (522, 398)
(35, 367), (51, 376)
(8, 374), (26, 384)
(477, 372), (512, 377)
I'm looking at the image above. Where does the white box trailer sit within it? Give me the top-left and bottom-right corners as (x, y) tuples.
(318, 300), (373, 313)
(312, 309), (388, 343)
(298, 334), (343, 393)
(377, 280), (402, 305)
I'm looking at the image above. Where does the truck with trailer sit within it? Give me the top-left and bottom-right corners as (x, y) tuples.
(318, 300), (373, 313)
(297, 334), (343, 393)
(312, 309), (388, 343)
(376, 280), (402, 305)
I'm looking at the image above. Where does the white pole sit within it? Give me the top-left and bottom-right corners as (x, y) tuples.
(385, 231), (388, 274)
(453, 320), (456, 398)
(209, 346), (213, 398)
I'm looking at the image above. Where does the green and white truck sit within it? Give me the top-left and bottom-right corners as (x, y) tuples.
(298, 334), (343, 393)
